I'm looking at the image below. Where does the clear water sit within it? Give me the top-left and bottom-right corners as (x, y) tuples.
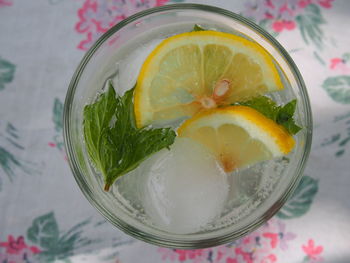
(115, 138), (230, 234)
(93, 27), (295, 234)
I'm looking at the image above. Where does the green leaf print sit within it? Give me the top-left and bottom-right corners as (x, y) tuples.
(0, 146), (21, 181)
(53, 98), (63, 132)
(321, 112), (350, 157)
(0, 57), (16, 90)
(313, 51), (326, 66)
(0, 122), (37, 185)
(5, 123), (24, 149)
(27, 212), (96, 262)
(322, 75), (350, 104)
(27, 212), (60, 249)
(296, 4), (325, 49)
(277, 175), (318, 219)
(321, 133), (341, 147)
(342, 52), (350, 62)
(51, 98), (65, 152)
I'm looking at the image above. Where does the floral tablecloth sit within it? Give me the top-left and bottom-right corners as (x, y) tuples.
(1, 0), (350, 262)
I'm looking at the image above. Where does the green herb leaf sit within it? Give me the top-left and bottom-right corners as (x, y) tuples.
(238, 96), (279, 121)
(277, 99), (296, 122)
(83, 83), (117, 176)
(276, 100), (302, 134)
(83, 82), (176, 191)
(236, 96), (302, 135)
(193, 24), (206, 31)
(281, 118), (302, 135)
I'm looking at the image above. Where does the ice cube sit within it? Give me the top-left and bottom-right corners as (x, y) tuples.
(113, 39), (162, 95)
(141, 138), (229, 234)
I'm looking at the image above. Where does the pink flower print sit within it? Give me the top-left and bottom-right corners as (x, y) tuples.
(330, 57), (350, 74)
(277, 2), (296, 20)
(298, 0), (312, 8)
(316, 0), (334, 8)
(277, 220), (296, 250)
(233, 219), (295, 262)
(226, 257), (238, 263)
(174, 248), (211, 263)
(0, 0), (12, 7)
(235, 220), (277, 257)
(156, 0), (169, 5)
(244, 0), (299, 23)
(75, 0), (170, 50)
(0, 235), (41, 255)
(238, 234), (260, 254)
(235, 247), (253, 263)
(158, 220), (296, 263)
(158, 248), (212, 263)
(260, 254), (277, 263)
(212, 245), (234, 262)
(157, 248), (178, 261)
(278, 231), (296, 250)
(243, 0), (333, 38)
(272, 20), (296, 32)
(262, 233), (278, 249)
(298, 0), (333, 8)
(0, 235), (41, 263)
(330, 58), (343, 69)
(302, 239), (324, 262)
(48, 142), (56, 148)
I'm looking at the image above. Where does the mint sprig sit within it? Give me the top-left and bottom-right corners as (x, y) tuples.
(237, 96), (302, 135)
(83, 82), (176, 191)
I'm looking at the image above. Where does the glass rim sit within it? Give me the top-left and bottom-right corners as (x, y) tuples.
(63, 3), (313, 248)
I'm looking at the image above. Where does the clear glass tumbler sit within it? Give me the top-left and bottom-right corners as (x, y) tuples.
(63, 4), (312, 248)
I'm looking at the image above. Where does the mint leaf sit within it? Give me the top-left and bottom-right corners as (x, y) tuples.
(83, 84), (117, 176)
(193, 24), (206, 31)
(236, 96), (302, 135)
(277, 99), (296, 122)
(105, 125), (175, 188)
(276, 100), (302, 134)
(83, 82), (176, 191)
(281, 118), (302, 135)
(239, 96), (279, 121)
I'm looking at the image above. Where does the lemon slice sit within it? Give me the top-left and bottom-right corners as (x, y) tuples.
(134, 31), (283, 128)
(178, 106), (295, 172)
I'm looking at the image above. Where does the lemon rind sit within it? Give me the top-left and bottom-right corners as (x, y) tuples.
(178, 105), (295, 155)
(134, 31), (283, 128)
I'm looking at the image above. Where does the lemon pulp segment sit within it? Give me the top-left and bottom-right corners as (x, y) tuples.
(134, 31), (283, 127)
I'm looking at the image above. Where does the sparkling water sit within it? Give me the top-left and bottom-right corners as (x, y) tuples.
(96, 26), (295, 234)
(140, 138), (229, 234)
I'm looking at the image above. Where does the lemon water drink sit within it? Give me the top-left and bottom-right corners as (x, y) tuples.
(83, 27), (302, 234)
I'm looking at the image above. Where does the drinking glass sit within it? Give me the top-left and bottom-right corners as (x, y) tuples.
(63, 4), (312, 249)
